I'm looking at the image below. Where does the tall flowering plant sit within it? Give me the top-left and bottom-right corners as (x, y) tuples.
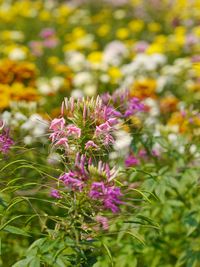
(49, 97), (123, 224)
(11, 95), (147, 266)
(48, 95), (146, 239)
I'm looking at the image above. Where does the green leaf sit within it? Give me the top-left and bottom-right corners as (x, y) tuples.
(102, 242), (113, 267)
(29, 256), (40, 267)
(4, 225), (30, 237)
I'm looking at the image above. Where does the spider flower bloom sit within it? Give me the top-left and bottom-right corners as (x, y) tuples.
(0, 128), (14, 154)
(85, 140), (99, 149)
(54, 137), (69, 148)
(125, 155), (139, 167)
(96, 215), (109, 230)
(89, 182), (122, 213)
(66, 124), (81, 138)
(50, 189), (62, 199)
(59, 171), (84, 191)
(49, 118), (65, 131)
(124, 97), (145, 118)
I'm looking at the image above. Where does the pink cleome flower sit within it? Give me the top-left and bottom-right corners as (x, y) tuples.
(0, 128), (14, 154)
(89, 182), (122, 213)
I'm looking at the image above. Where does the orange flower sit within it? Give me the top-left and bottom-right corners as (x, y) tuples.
(10, 83), (39, 102)
(0, 59), (37, 86)
(160, 96), (179, 113)
(130, 79), (157, 99)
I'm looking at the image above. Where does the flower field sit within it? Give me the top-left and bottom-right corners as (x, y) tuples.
(1, 0), (200, 266)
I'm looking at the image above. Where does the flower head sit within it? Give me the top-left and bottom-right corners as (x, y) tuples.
(0, 127), (14, 154)
(89, 182), (122, 213)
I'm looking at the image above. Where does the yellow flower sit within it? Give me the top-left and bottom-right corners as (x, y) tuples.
(192, 63), (200, 76)
(174, 26), (186, 35)
(97, 24), (110, 37)
(146, 43), (164, 54)
(10, 83), (39, 102)
(57, 5), (72, 17)
(0, 84), (10, 109)
(128, 20), (144, 32)
(193, 116), (200, 127)
(108, 67), (122, 83)
(48, 56), (59, 66)
(87, 51), (102, 63)
(39, 10), (51, 21)
(63, 43), (79, 51)
(72, 28), (87, 39)
(154, 35), (167, 44)
(192, 26), (200, 37)
(167, 112), (188, 133)
(148, 22), (161, 32)
(116, 28), (130, 39)
(130, 116), (142, 128)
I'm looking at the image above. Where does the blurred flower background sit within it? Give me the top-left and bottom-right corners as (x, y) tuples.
(1, 0), (200, 266)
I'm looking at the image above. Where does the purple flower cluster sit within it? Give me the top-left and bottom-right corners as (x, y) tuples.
(124, 97), (145, 117)
(49, 97), (124, 214)
(102, 90), (145, 119)
(51, 151), (122, 213)
(125, 155), (139, 167)
(0, 128), (14, 154)
(29, 27), (58, 56)
(59, 153), (88, 191)
(49, 97), (119, 152)
(89, 182), (122, 213)
(49, 117), (81, 149)
(59, 171), (84, 191)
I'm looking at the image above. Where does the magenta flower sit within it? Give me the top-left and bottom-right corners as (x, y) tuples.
(95, 120), (115, 146)
(50, 189), (62, 199)
(107, 118), (118, 126)
(43, 38), (59, 48)
(89, 182), (122, 213)
(59, 171), (84, 191)
(95, 122), (111, 134)
(96, 215), (109, 230)
(40, 28), (55, 39)
(50, 118), (65, 131)
(85, 140), (99, 149)
(0, 128), (14, 154)
(54, 137), (69, 148)
(124, 97), (145, 118)
(125, 155), (139, 167)
(138, 149), (147, 158)
(66, 124), (81, 138)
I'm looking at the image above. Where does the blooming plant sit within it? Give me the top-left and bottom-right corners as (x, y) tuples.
(1, 0), (200, 266)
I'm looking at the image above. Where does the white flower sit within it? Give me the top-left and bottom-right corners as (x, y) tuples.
(65, 51), (87, 71)
(73, 72), (94, 87)
(168, 133), (178, 143)
(51, 77), (64, 91)
(114, 130), (132, 156)
(9, 48), (26, 60)
(103, 40), (128, 65)
(83, 85), (97, 96)
(24, 136), (33, 145)
(1, 111), (12, 124)
(71, 89), (84, 99)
